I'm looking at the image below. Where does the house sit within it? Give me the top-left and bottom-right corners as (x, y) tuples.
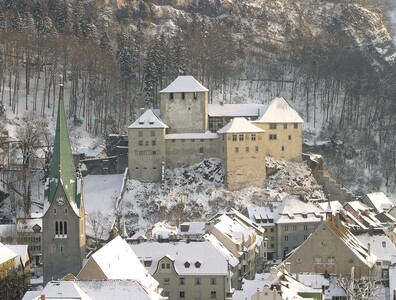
(233, 264), (325, 300)
(205, 212), (264, 286)
(0, 242), (17, 279)
(284, 216), (377, 277)
(7, 244), (31, 286)
(128, 75), (304, 190)
(131, 240), (233, 300)
(246, 195), (325, 260)
(17, 217), (42, 266)
(362, 192), (394, 213)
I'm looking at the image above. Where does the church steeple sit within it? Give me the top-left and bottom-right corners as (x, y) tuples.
(47, 81), (78, 207)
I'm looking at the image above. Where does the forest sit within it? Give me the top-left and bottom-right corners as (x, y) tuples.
(0, 0), (395, 198)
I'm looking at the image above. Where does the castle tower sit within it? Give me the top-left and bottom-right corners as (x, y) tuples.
(159, 75), (209, 134)
(42, 83), (86, 284)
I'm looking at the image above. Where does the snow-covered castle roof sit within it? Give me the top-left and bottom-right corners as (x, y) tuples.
(160, 75), (209, 93)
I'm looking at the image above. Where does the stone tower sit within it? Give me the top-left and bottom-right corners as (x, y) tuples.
(42, 83), (86, 284)
(159, 75), (209, 134)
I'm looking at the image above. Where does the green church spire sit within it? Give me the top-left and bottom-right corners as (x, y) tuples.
(47, 82), (78, 207)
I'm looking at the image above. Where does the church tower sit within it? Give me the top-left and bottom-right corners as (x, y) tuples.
(42, 82), (86, 284)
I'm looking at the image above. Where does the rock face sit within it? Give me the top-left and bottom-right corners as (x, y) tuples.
(126, 0), (395, 68)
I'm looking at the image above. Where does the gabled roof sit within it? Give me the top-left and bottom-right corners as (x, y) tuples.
(0, 242), (17, 265)
(355, 233), (396, 262)
(78, 236), (158, 290)
(254, 97), (304, 123)
(131, 241), (228, 276)
(47, 85), (78, 207)
(160, 75), (208, 93)
(217, 117), (264, 134)
(128, 109), (168, 129)
(7, 244), (29, 267)
(363, 192), (394, 213)
(39, 281), (91, 299)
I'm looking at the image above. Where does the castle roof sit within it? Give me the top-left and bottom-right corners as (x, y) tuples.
(128, 109), (168, 129)
(217, 117), (264, 134)
(160, 75), (208, 93)
(208, 104), (267, 118)
(254, 97), (304, 123)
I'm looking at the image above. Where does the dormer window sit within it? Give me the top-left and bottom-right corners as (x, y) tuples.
(195, 261), (201, 268)
(184, 262), (190, 268)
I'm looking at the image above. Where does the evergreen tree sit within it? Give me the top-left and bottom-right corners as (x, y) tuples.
(144, 44), (158, 107)
(116, 31), (136, 81)
(48, 0), (69, 33)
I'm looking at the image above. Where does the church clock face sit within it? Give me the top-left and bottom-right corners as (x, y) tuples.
(56, 196), (65, 206)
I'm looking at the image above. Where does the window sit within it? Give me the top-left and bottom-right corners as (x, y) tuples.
(172, 139), (175, 142)
(144, 260), (152, 267)
(152, 151), (157, 155)
(294, 123), (298, 129)
(164, 278), (170, 285)
(211, 291), (217, 299)
(138, 131), (143, 137)
(288, 135), (292, 140)
(194, 277), (201, 285)
(246, 147), (249, 152)
(179, 277), (185, 285)
(152, 140), (156, 146)
(382, 241), (386, 247)
(182, 92), (185, 100)
(54, 208), (57, 214)
(269, 123), (277, 129)
(285, 225), (289, 231)
(150, 131), (155, 137)
(235, 147), (239, 153)
(304, 234), (308, 240)
(163, 291), (170, 297)
(293, 225), (297, 231)
(55, 221), (59, 235)
(170, 93), (174, 100)
(64, 208), (68, 215)
(239, 134), (244, 141)
(255, 146), (259, 152)
(210, 277), (216, 285)
(64, 222), (67, 235)
(251, 134), (256, 141)
(270, 244), (274, 249)
(199, 147), (204, 154)
(327, 257), (335, 264)
(285, 236), (289, 241)
(181, 139), (185, 142)
(232, 134), (237, 141)
(314, 256), (322, 263)
(162, 262), (170, 269)
(304, 225), (308, 230)
(184, 262), (190, 268)
(270, 228), (274, 232)
(281, 146), (285, 151)
(283, 124), (287, 129)
(191, 139), (195, 142)
(195, 261), (201, 268)
(138, 140), (143, 146)
(180, 291), (185, 298)
(269, 134), (277, 140)
(194, 92), (197, 99)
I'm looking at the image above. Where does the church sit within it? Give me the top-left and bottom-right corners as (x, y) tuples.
(128, 75), (304, 190)
(42, 82), (86, 284)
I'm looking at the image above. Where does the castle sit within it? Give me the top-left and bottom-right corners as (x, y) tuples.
(128, 76), (303, 190)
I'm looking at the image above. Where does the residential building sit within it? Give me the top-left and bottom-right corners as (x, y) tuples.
(284, 216), (377, 277)
(131, 240), (233, 300)
(42, 84), (86, 284)
(17, 217), (42, 266)
(7, 244), (31, 286)
(76, 236), (163, 298)
(0, 242), (17, 279)
(362, 192), (394, 213)
(128, 75), (304, 190)
(246, 195), (325, 260)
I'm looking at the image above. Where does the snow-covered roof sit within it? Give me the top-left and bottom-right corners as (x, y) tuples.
(17, 218), (42, 232)
(160, 75), (208, 93)
(151, 221), (177, 239)
(363, 192), (394, 213)
(253, 97), (304, 123)
(317, 201), (343, 213)
(355, 233), (396, 262)
(165, 131), (218, 140)
(204, 233), (239, 268)
(131, 241), (228, 276)
(128, 109), (168, 129)
(78, 236), (158, 290)
(0, 242), (17, 265)
(217, 117), (264, 134)
(7, 244), (29, 267)
(178, 222), (206, 236)
(345, 200), (371, 212)
(74, 280), (163, 300)
(38, 281), (91, 299)
(79, 147), (105, 158)
(208, 104), (267, 118)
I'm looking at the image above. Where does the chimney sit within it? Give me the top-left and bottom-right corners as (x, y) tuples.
(368, 226), (374, 236)
(41, 295), (46, 300)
